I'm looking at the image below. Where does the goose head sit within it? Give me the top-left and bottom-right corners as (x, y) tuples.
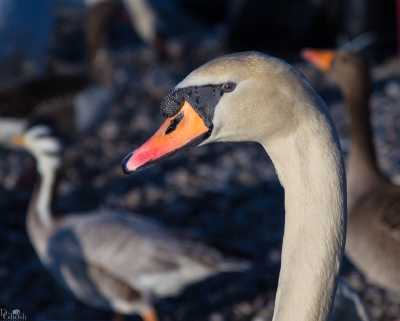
(11, 123), (62, 174)
(123, 52), (304, 172)
(0, 118), (27, 149)
(301, 49), (370, 97)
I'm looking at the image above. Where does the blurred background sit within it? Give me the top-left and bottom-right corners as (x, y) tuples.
(0, 0), (400, 320)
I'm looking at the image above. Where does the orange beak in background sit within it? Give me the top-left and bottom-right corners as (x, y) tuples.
(11, 135), (25, 147)
(301, 49), (336, 72)
(122, 100), (210, 173)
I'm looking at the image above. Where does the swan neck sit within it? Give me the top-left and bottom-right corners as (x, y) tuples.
(261, 113), (346, 321)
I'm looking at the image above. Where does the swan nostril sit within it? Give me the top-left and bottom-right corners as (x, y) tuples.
(165, 112), (184, 135)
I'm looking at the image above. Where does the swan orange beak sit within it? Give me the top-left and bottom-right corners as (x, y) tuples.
(301, 49), (336, 72)
(122, 100), (210, 173)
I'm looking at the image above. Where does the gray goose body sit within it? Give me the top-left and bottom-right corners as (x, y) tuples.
(29, 208), (237, 314)
(14, 124), (246, 320)
(303, 49), (400, 291)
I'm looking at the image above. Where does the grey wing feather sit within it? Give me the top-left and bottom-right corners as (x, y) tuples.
(49, 211), (246, 295)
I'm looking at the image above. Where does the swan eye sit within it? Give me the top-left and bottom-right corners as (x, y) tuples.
(222, 82), (236, 93)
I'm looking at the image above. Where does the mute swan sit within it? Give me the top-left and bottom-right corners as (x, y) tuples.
(302, 49), (400, 291)
(11, 123), (247, 321)
(122, 52), (348, 321)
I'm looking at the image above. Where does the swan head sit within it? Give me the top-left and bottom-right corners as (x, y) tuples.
(302, 49), (370, 96)
(123, 51), (303, 173)
(11, 123), (62, 174)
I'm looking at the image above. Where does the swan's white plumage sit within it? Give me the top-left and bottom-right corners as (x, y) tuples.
(178, 52), (347, 321)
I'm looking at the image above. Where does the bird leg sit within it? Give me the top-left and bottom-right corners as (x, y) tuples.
(141, 308), (159, 321)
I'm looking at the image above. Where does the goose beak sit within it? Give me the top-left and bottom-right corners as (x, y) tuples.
(301, 49), (336, 72)
(122, 100), (210, 173)
(11, 135), (26, 147)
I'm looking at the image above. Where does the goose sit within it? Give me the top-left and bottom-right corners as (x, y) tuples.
(302, 49), (400, 291)
(0, 73), (112, 149)
(10, 123), (249, 321)
(0, 0), (120, 147)
(121, 51), (350, 321)
(0, 74), (85, 148)
(86, 0), (173, 66)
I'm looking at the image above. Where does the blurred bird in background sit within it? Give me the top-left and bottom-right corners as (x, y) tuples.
(302, 43), (400, 293)
(9, 121), (251, 321)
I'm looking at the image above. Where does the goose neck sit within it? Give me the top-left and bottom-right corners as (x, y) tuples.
(28, 164), (59, 230)
(344, 83), (384, 207)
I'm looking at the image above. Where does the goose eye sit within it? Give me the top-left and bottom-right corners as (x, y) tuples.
(222, 82), (236, 93)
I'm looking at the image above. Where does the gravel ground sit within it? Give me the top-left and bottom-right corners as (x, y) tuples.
(0, 43), (400, 321)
